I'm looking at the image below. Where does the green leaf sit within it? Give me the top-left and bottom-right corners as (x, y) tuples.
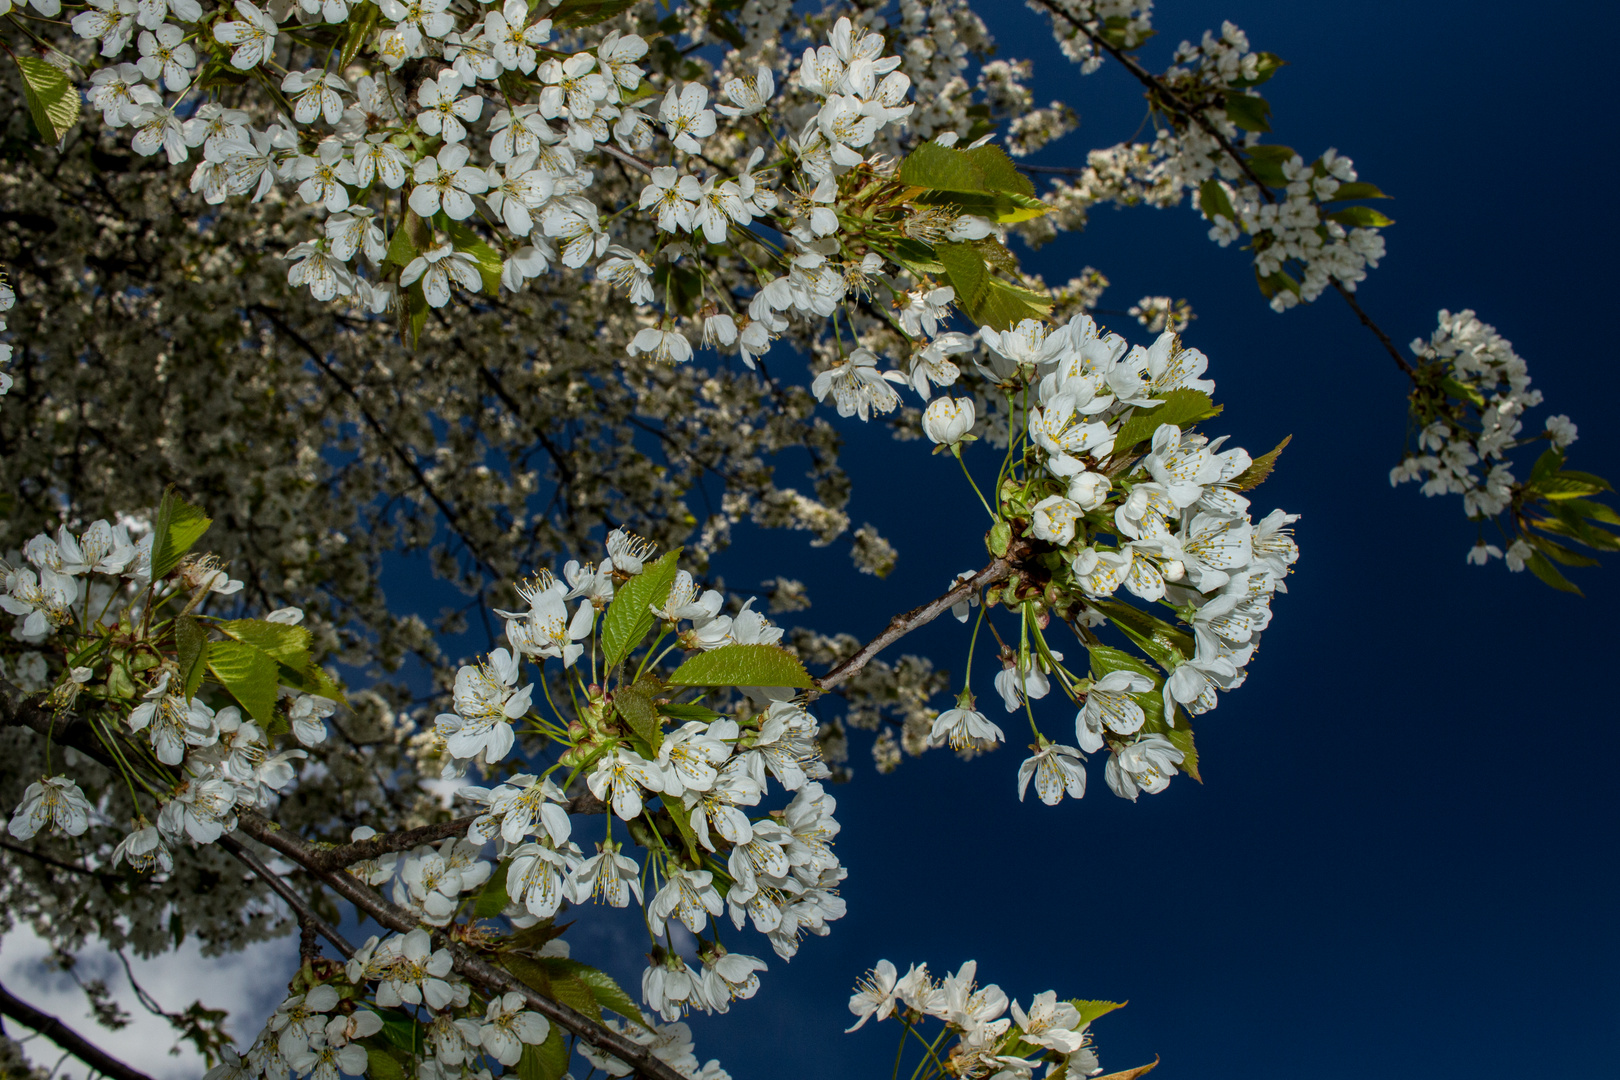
(889, 238), (945, 276)
(219, 619), (313, 667)
(898, 141), (990, 194)
(338, 2), (379, 67)
(1529, 447), (1565, 485)
(1532, 535), (1600, 568)
(1324, 181), (1389, 201)
(404, 281), (430, 350)
(1222, 92), (1271, 132)
(1564, 497), (1620, 527)
(474, 860), (511, 919)
(1438, 376), (1486, 410)
(1164, 724), (1201, 782)
(1070, 999), (1127, 1027)
(376, 1012), (422, 1056)
(151, 488), (212, 583)
(365, 1047), (406, 1080)
(275, 660), (347, 706)
(1533, 472), (1612, 500)
(1525, 550), (1582, 595)
(566, 964), (647, 1026)
(517, 1027), (569, 1080)
(959, 143), (1036, 197)
(1326, 206), (1394, 228)
(669, 643), (815, 688)
(657, 702), (722, 723)
(1254, 268), (1301, 300)
(600, 548), (681, 670)
(1111, 389), (1222, 456)
(550, 0), (639, 28)
(385, 209), (430, 268)
(1530, 514), (1620, 553)
(1198, 177), (1235, 223)
(1242, 147), (1294, 187)
(1091, 1061), (1159, 1080)
(1232, 434), (1291, 491)
(659, 797), (703, 864)
(441, 216), (503, 295)
(1087, 645), (1157, 682)
(205, 640), (282, 727)
(936, 243), (1051, 330)
(613, 677), (665, 755)
(175, 616), (209, 700)
(13, 57), (80, 146)
(546, 971), (601, 1021)
(1089, 599), (1195, 670)
(500, 954), (553, 997)
(1228, 50), (1285, 88)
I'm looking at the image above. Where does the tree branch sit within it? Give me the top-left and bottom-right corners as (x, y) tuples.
(813, 557), (1012, 694)
(217, 835), (355, 956)
(231, 811), (686, 1080)
(0, 982), (157, 1080)
(1031, 0), (1419, 378)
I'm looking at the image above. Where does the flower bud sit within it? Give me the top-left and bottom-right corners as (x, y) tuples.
(923, 396), (975, 446)
(1162, 559), (1186, 582)
(1065, 470), (1112, 511)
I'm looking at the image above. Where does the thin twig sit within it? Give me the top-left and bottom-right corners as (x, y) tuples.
(814, 558), (1012, 693)
(217, 835), (356, 956)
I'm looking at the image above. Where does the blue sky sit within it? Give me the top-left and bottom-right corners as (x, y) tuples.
(665, 2), (1620, 1077)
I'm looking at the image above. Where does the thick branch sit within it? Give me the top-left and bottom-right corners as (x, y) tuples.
(0, 982), (157, 1080)
(813, 558), (1012, 694)
(232, 812), (686, 1080)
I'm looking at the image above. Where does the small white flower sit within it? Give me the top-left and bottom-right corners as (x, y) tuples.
(8, 775), (92, 839)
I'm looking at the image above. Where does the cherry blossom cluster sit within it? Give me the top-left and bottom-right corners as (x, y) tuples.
(917, 316), (1298, 803)
(846, 957), (1118, 1080)
(424, 529), (844, 1016)
(1388, 309), (1603, 573)
(1021, 14), (1388, 312)
(203, 935), (731, 1080)
(2, 517), (332, 865)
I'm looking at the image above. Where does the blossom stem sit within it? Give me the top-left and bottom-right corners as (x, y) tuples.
(962, 603), (986, 688)
(956, 451), (996, 520)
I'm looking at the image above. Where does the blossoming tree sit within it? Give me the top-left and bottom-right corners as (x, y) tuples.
(0, 1), (1613, 1079)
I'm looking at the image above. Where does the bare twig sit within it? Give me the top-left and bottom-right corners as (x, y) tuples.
(813, 558), (1013, 694)
(1031, 0), (1418, 378)
(0, 983), (157, 1080)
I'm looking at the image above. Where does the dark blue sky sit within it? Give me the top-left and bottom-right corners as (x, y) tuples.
(661, 2), (1620, 1078)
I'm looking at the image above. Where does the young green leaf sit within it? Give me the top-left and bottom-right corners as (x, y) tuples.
(1222, 92), (1272, 132)
(517, 1030), (568, 1080)
(385, 209), (429, 268)
(206, 639), (281, 726)
(1326, 206), (1395, 228)
(1086, 645), (1158, 681)
(613, 677), (665, 755)
(175, 616), (210, 700)
(442, 217), (504, 295)
(364, 1048), (406, 1080)
(1070, 999), (1128, 1026)
(668, 643), (815, 688)
(563, 963), (647, 1027)
(219, 619), (313, 666)
(1089, 599), (1195, 670)
(600, 549), (681, 670)
(13, 57), (81, 146)
(473, 860), (511, 919)
(1324, 181), (1390, 201)
(151, 488), (213, 583)
(1198, 177), (1236, 223)
(1525, 550), (1582, 595)
(657, 701), (722, 722)
(1232, 434), (1291, 491)
(1164, 725), (1201, 782)
(1110, 389), (1222, 456)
